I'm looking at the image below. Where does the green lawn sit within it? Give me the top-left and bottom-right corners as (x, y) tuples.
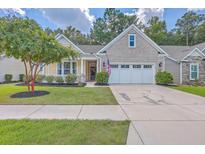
(171, 85), (205, 97)
(0, 84), (117, 105)
(0, 120), (129, 145)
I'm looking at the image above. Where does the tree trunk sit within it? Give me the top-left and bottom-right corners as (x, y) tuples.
(186, 32), (189, 46)
(23, 61), (30, 91)
(31, 64), (39, 94)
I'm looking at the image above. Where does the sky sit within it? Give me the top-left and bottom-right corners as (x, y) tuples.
(0, 8), (205, 34)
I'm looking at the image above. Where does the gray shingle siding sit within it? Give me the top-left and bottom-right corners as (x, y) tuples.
(165, 58), (180, 84)
(106, 28), (160, 63)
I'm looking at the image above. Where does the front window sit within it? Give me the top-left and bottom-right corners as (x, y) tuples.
(121, 65), (129, 68)
(110, 64), (118, 68)
(57, 63), (62, 75)
(190, 64), (199, 80)
(64, 62), (70, 75)
(143, 65), (152, 68)
(133, 65), (141, 68)
(72, 62), (77, 74)
(128, 34), (136, 48)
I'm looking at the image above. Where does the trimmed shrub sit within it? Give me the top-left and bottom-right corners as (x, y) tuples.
(19, 74), (24, 82)
(36, 75), (45, 83)
(155, 71), (173, 85)
(45, 76), (55, 83)
(55, 76), (64, 83)
(95, 71), (109, 84)
(4, 74), (12, 82)
(65, 74), (77, 84)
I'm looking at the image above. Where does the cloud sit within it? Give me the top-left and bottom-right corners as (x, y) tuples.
(40, 8), (95, 33)
(1, 8), (26, 16)
(187, 8), (205, 11)
(125, 8), (164, 25)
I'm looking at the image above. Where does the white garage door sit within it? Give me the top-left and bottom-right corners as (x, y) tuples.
(109, 64), (154, 84)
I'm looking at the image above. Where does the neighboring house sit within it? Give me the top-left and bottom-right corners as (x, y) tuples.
(1, 24), (205, 84)
(0, 55), (24, 82)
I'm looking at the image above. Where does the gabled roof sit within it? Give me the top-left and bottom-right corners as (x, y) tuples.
(160, 42), (205, 61)
(160, 45), (191, 61)
(55, 34), (85, 54)
(181, 47), (205, 61)
(97, 24), (168, 56)
(77, 45), (104, 54)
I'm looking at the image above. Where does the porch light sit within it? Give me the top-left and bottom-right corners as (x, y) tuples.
(159, 62), (162, 68)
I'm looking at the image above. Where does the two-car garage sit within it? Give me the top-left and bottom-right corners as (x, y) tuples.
(108, 64), (155, 84)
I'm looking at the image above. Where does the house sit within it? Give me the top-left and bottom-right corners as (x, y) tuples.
(1, 24), (205, 84)
(0, 55), (24, 82)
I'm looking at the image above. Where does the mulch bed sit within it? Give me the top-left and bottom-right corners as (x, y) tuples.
(10, 91), (50, 98)
(95, 83), (109, 86)
(16, 82), (86, 87)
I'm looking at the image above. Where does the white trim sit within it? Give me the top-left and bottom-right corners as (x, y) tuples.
(55, 34), (86, 54)
(81, 59), (84, 75)
(180, 62), (182, 84)
(189, 63), (199, 80)
(182, 48), (205, 61)
(81, 57), (98, 60)
(166, 56), (178, 62)
(99, 58), (102, 72)
(163, 56), (165, 71)
(202, 47), (205, 53)
(97, 24), (168, 56)
(153, 63), (156, 84)
(128, 34), (136, 48)
(110, 62), (156, 65)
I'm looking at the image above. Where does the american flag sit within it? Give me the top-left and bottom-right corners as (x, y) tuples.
(107, 59), (111, 76)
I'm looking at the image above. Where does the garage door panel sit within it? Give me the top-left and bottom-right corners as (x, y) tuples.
(142, 69), (153, 83)
(119, 69), (131, 83)
(131, 68), (142, 83)
(109, 68), (120, 83)
(109, 63), (154, 84)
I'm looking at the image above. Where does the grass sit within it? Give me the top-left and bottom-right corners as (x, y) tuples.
(171, 85), (205, 97)
(0, 84), (117, 105)
(0, 120), (129, 145)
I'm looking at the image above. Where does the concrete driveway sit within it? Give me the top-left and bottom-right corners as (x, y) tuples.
(111, 85), (205, 144)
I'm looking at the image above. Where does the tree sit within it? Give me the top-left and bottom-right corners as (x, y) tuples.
(0, 16), (78, 93)
(175, 11), (205, 46)
(44, 27), (53, 35)
(145, 16), (167, 45)
(194, 22), (205, 44)
(90, 18), (112, 45)
(53, 26), (97, 45)
(90, 8), (144, 45)
(163, 30), (185, 45)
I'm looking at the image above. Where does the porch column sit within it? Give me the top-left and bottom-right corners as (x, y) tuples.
(99, 58), (102, 72)
(81, 59), (83, 75)
(97, 58), (99, 73)
(70, 61), (73, 74)
(62, 62), (64, 76)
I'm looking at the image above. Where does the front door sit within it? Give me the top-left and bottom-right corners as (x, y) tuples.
(90, 65), (96, 80)
(86, 61), (96, 81)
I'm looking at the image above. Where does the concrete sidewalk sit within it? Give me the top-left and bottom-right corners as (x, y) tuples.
(0, 105), (127, 120)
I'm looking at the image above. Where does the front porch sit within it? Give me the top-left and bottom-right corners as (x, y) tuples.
(79, 57), (101, 82)
(43, 56), (102, 83)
